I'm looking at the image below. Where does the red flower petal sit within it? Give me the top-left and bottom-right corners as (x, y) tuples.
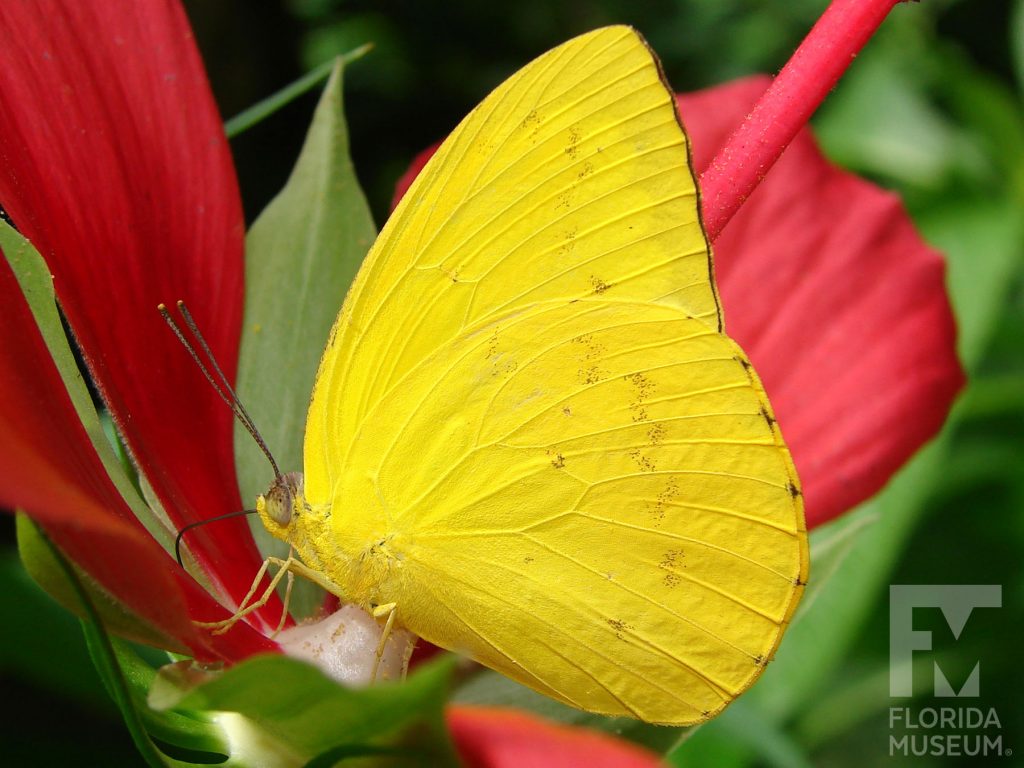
(448, 707), (660, 768)
(391, 79), (964, 528)
(0, 1), (272, 617)
(0, 252), (274, 661)
(678, 77), (965, 526)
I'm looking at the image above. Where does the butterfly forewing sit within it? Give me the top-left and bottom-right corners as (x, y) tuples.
(305, 26), (721, 498)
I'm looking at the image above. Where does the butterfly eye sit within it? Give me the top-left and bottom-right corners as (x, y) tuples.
(263, 472), (305, 526)
(263, 482), (293, 526)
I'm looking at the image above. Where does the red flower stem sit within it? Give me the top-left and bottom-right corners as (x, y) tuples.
(700, 0), (905, 241)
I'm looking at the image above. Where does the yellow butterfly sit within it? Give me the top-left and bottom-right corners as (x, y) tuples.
(256, 25), (807, 726)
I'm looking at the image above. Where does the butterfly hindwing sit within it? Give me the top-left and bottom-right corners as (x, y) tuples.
(329, 299), (806, 723)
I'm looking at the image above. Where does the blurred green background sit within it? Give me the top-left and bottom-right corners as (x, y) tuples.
(2, 0), (1021, 765)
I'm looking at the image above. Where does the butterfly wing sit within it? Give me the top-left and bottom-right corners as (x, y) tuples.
(305, 26), (721, 498)
(302, 26), (807, 725)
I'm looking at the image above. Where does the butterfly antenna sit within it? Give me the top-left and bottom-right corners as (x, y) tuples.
(175, 509), (258, 567)
(158, 300), (282, 479)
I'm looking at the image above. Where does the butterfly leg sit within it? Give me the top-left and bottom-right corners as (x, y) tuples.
(399, 635), (418, 681)
(197, 554), (346, 636)
(370, 602), (397, 682)
(195, 555), (296, 635)
(272, 567), (296, 637)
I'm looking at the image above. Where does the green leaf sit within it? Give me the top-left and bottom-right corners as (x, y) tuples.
(792, 645), (965, 752)
(954, 372), (1024, 422)
(937, 50), (1024, 206)
(235, 54), (377, 618)
(20, 520), (237, 765)
(154, 655), (459, 766)
(0, 221), (101, 451)
(814, 13), (1024, 205)
(224, 45), (372, 138)
(19, 527), (373, 768)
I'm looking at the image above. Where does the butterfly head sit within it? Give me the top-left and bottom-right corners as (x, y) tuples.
(256, 471), (308, 541)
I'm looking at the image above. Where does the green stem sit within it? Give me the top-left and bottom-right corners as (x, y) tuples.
(224, 44), (373, 138)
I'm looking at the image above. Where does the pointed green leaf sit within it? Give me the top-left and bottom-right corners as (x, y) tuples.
(235, 55), (377, 618)
(27, 528), (284, 768)
(1, 221), (101, 454)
